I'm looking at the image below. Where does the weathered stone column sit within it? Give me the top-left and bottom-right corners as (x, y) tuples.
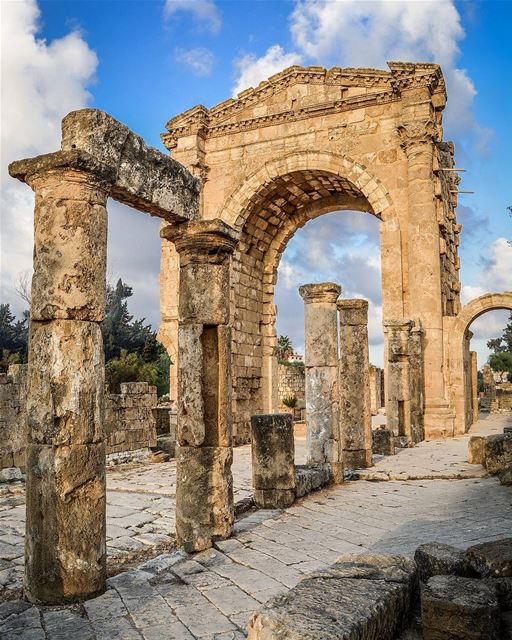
(338, 299), (372, 469)
(398, 97), (454, 438)
(470, 351), (478, 425)
(251, 414), (296, 508)
(384, 319), (412, 444)
(9, 150), (115, 604)
(299, 283), (342, 481)
(162, 220), (238, 552)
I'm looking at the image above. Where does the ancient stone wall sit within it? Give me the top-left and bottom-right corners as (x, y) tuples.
(0, 370), (158, 469)
(495, 386), (512, 411)
(0, 365), (27, 469)
(277, 363), (305, 413)
(105, 382), (158, 453)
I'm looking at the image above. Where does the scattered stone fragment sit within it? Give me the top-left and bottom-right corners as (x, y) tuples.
(498, 466), (512, 486)
(247, 554), (417, 640)
(372, 427), (395, 457)
(466, 538), (512, 577)
(421, 575), (500, 640)
(484, 434), (512, 475)
(468, 435), (486, 465)
(414, 542), (476, 583)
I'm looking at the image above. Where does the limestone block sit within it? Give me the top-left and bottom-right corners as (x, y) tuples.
(251, 414), (295, 509)
(247, 554), (417, 640)
(421, 575), (500, 640)
(468, 435), (486, 465)
(61, 109), (200, 221)
(27, 320), (104, 446)
(466, 539), (512, 578)
(305, 366), (339, 464)
(414, 542), (476, 583)
(25, 442), (106, 604)
(178, 262), (230, 325)
(295, 464), (332, 497)
(175, 445), (233, 552)
(499, 466), (512, 486)
(372, 427), (395, 456)
(30, 172), (108, 321)
(484, 434), (512, 475)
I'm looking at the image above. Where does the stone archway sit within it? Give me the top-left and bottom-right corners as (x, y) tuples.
(445, 292), (512, 434)
(222, 152), (401, 440)
(161, 62), (463, 441)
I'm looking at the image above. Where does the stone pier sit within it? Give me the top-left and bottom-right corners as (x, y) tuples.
(299, 283), (342, 482)
(9, 150), (114, 604)
(251, 414), (296, 509)
(384, 318), (425, 445)
(162, 220), (238, 552)
(470, 351), (478, 425)
(338, 299), (372, 470)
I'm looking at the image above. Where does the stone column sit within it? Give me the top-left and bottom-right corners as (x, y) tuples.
(251, 414), (296, 509)
(9, 150), (115, 604)
(383, 319), (412, 444)
(470, 351), (478, 426)
(338, 299), (372, 469)
(398, 99), (455, 439)
(409, 322), (425, 443)
(298, 283), (342, 481)
(162, 220), (238, 553)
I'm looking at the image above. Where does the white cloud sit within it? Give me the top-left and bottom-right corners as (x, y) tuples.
(461, 237), (512, 306)
(0, 0), (97, 316)
(232, 45), (303, 96)
(175, 47), (215, 76)
(164, 0), (221, 34)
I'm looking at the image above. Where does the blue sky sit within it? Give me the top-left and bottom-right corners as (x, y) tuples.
(1, 0), (511, 366)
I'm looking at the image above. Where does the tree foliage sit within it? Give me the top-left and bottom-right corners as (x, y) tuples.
(0, 304), (28, 373)
(487, 311), (512, 382)
(273, 335), (293, 362)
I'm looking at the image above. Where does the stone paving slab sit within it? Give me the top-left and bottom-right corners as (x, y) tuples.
(1, 415), (511, 639)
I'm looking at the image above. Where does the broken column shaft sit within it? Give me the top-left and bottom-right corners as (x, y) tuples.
(163, 220), (238, 552)
(299, 283), (342, 482)
(9, 150), (115, 604)
(338, 299), (372, 469)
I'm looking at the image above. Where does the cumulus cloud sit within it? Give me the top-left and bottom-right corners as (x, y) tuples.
(461, 237), (512, 306)
(0, 0), (97, 316)
(274, 211), (385, 364)
(232, 45), (303, 96)
(175, 47), (215, 76)
(164, 0), (221, 34)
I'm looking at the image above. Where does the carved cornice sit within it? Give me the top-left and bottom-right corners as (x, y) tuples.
(162, 62), (444, 149)
(299, 282), (341, 304)
(161, 219), (239, 262)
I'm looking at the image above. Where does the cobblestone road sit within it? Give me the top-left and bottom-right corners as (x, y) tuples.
(1, 414), (511, 639)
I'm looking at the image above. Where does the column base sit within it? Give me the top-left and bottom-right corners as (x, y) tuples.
(254, 488), (295, 509)
(423, 402), (456, 440)
(344, 449), (373, 470)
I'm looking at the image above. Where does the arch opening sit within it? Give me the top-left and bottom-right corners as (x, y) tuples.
(230, 165), (394, 444)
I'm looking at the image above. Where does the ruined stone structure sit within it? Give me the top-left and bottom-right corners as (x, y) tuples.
(277, 363), (305, 416)
(338, 299), (373, 469)
(299, 283), (342, 480)
(9, 62), (512, 606)
(161, 62), (464, 443)
(384, 319), (425, 445)
(0, 365), (27, 470)
(0, 371), (159, 470)
(369, 365), (385, 415)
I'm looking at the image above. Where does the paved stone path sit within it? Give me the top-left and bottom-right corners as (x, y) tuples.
(1, 414), (511, 639)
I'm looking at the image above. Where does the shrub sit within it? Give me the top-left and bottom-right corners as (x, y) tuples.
(282, 395), (298, 409)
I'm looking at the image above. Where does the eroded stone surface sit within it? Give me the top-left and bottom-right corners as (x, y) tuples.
(247, 554), (416, 640)
(468, 435), (486, 465)
(485, 434), (512, 475)
(421, 575), (500, 640)
(414, 542), (476, 583)
(466, 538), (512, 578)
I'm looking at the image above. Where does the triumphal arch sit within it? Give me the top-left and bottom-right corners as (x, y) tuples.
(160, 61), (462, 443)
(10, 61), (511, 604)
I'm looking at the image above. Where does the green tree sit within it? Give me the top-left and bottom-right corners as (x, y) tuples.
(273, 335), (293, 362)
(0, 304), (28, 372)
(487, 312), (512, 382)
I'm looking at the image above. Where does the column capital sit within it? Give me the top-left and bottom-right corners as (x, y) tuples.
(161, 219), (238, 262)
(298, 282), (341, 304)
(337, 298), (368, 325)
(397, 120), (438, 155)
(9, 149), (116, 190)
